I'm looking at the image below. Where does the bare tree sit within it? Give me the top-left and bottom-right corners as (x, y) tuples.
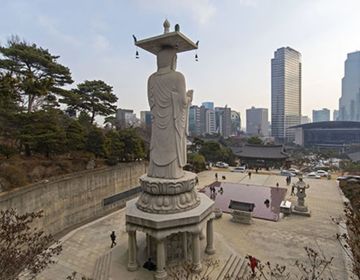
(333, 202), (360, 278)
(0, 208), (62, 280)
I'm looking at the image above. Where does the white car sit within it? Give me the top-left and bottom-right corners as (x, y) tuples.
(215, 162), (229, 168)
(231, 166), (246, 172)
(307, 172), (321, 179)
(316, 170), (328, 177)
(288, 168), (301, 175)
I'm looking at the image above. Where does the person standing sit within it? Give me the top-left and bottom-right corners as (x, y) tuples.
(110, 231), (117, 248)
(215, 173), (218, 181)
(248, 171), (252, 179)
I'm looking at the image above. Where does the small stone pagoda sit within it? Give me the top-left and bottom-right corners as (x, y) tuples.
(292, 177), (311, 217)
(125, 20), (215, 280)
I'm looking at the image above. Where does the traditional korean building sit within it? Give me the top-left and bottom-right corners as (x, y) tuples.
(232, 144), (289, 169)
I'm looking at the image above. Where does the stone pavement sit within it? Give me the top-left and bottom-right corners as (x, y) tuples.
(37, 170), (349, 279)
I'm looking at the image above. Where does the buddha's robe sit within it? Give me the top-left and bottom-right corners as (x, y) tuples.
(147, 69), (189, 179)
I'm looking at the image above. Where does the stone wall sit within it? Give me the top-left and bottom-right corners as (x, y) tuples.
(0, 162), (147, 235)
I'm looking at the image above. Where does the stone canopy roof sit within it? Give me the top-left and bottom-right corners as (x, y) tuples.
(231, 144), (289, 160)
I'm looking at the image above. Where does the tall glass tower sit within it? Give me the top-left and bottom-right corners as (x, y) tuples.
(271, 47), (302, 142)
(339, 51), (360, 121)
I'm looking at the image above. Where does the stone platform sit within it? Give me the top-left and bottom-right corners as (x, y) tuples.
(35, 171), (349, 280)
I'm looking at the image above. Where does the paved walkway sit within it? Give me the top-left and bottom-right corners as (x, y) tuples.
(37, 170), (349, 279)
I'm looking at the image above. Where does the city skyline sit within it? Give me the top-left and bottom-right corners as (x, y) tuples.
(1, 1), (360, 124)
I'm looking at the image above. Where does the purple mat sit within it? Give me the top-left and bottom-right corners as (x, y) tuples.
(200, 182), (287, 222)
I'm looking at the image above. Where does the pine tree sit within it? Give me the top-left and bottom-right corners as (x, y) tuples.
(0, 38), (73, 113)
(61, 80), (117, 124)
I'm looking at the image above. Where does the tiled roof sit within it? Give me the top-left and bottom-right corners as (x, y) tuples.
(231, 144), (288, 159)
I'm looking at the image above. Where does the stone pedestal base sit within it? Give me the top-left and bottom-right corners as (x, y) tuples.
(292, 205), (311, 217)
(136, 172), (200, 214)
(230, 210), (252, 224)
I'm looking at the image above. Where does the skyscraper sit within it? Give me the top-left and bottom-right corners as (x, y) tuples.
(312, 108), (330, 122)
(246, 107), (269, 136)
(189, 105), (201, 136)
(339, 51), (360, 121)
(205, 109), (216, 135)
(271, 47), (302, 142)
(333, 110), (339, 121)
(215, 106), (232, 138)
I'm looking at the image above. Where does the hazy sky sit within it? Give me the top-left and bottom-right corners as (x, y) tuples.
(1, 0), (360, 124)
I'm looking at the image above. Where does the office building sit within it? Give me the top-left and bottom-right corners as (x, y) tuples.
(189, 105), (217, 136)
(205, 109), (216, 135)
(333, 110), (339, 121)
(202, 102), (214, 110)
(293, 121), (360, 148)
(116, 109), (137, 129)
(301, 115), (311, 124)
(140, 111), (152, 128)
(246, 107), (269, 136)
(339, 51), (360, 121)
(231, 111), (241, 136)
(215, 106), (232, 138)
(312, 108), (330, 123)
(189, 105), (201, 136)
(271, 47), (302, 142)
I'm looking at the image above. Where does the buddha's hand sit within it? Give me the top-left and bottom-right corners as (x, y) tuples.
(187, 90), (194, 102)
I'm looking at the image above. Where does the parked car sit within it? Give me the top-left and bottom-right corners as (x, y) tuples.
(288, 168), (301, 175)
(307, 172), (321, 179)
(337, 175), (360, 181)
(280, 170), (296, 177)
(316, 170), (328, 177)
(231, 166), (246, 172)
(337, 175), (360, 186)
(215, 162), (229, 168)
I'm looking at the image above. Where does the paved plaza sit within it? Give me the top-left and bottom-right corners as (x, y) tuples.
(37, 170), (349, 279)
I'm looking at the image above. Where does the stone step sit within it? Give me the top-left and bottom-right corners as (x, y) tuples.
(236, 257), (250, 279)
(92, 250), (112, 280)
(232, 257), (245, 279)
(223, 254), (238, 279)
(215, 254), (234, 280)
(229, 257), (242, 279)
(215, 253), (245, 280)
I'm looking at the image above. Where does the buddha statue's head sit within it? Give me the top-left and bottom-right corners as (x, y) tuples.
(157, 47), (177, 70)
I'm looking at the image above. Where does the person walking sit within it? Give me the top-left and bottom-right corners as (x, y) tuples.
(110, 231), (117, 248)
(248, 255), (258, 276)
(291, 184), (295, 196)
(248, 171), (252, 179)
(215, 173), (218, 181)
